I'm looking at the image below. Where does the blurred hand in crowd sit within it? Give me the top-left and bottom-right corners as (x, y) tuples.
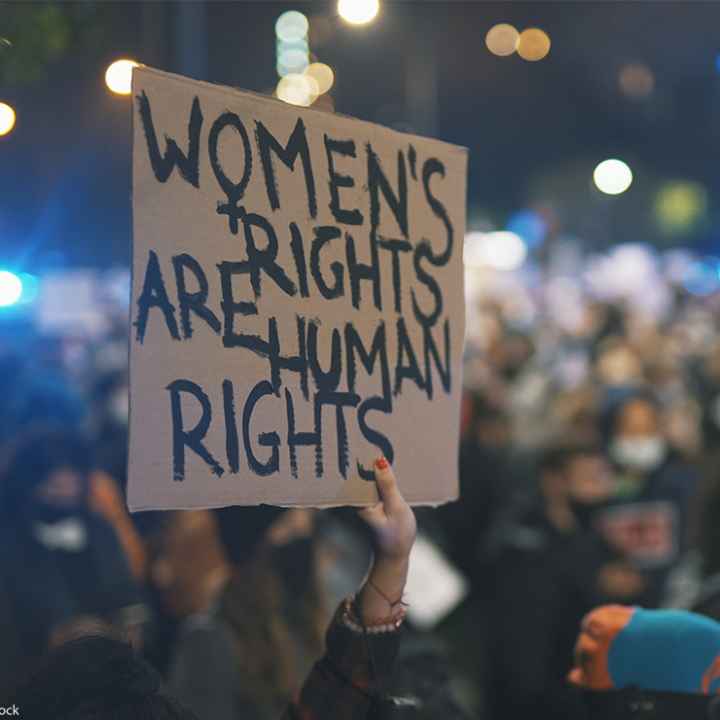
(596, 561), (646, 599)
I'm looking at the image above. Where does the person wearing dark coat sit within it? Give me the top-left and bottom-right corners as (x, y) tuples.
(0, 428), (146, 695)
(598, 388), (700, 606)
(484, 442), (642, 720)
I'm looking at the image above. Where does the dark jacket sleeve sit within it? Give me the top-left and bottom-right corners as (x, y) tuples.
(283, 603), (401, 720)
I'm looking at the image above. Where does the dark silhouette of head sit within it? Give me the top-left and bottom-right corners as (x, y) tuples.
(13, 635), (197, 720)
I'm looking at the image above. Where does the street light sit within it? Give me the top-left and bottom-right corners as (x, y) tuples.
(593, 159), (633, 195)
(338, 0), (380, 26)
(0, 271), (22, 307)
(0, 102), (16, 136)
(105, 59), (140, 95)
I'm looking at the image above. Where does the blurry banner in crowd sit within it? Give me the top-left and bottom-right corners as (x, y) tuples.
(129, 67), (467, 510)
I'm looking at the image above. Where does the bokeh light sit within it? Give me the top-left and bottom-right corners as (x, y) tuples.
(304, 63), (334, 95)
(593, 159), (633, 195)
(517, 28), (551, 62)
(485, 24), (519, 57)
(0, 270), (23, 307)
(276, 74), (320, 107)
(507, 209), (547, 249)
(338, 0), (380, 25)
(464, 231), (527, 271)
(275, 11), (309, 42)
(655, 181), (707, 235)
(619, 63), (655, 99)
(17, 273), (39, 304)
(683, 258), (720, 296)
(277, 45), (310, 76)
(105, 59), (139, 95)
(0, 102), (16, 136)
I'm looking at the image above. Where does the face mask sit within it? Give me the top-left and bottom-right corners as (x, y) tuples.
(33, 517), (87, 552)
(610, 436), (666, 473)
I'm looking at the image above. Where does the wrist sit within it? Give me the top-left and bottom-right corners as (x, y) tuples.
(359, 556), (409, 625)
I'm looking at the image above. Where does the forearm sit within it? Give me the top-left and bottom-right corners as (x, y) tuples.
(285, 457), (413, 720)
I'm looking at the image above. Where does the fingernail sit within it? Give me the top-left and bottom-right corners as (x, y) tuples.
(375, 456), (389, 470)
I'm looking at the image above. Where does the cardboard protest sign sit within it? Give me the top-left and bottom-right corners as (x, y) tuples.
(128, 66), (467, 510)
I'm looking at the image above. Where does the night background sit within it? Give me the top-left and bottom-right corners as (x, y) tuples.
(3, 1), (720, 268)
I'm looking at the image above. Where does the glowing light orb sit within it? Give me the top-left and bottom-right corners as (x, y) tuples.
(0, 271), (22, 307)
(517, 28), (551, 62)
(105, 59), (139, 95)
(304, 63), (335, 94)
(0, 102), (16, 136)
(276, 74), (320, 107)
(485, 24), (519, 57)
(275, 11), (309, 42)
(338, 0), (380, 25)
(593, 159), (633, 195)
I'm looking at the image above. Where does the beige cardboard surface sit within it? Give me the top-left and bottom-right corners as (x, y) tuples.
(128, 66), (467, 511)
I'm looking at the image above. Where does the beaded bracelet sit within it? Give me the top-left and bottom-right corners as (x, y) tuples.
(342, 597), (407, 634)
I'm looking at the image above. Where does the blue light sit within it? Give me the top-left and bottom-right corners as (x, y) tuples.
(715, 54), (720, 74)
(18, 273), (38, 304)
(506, 209), (547, 250)
(682, 259), (720, 296)
(0, 270), (22, 307)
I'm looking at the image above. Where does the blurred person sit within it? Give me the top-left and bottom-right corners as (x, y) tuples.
(4, 362), (145, 581)
(4, 361), (87, 433)
(11, 457), (418, 720)
(484, 442), (648, 720)
(151, 505), (329, 720)
(691, 474), (720, 621)
(598, 389), (700, 605)
(0, 428), (146, 695)
(85, 369), (147, 581)
(663, 397), (702, 460)
(587, 303), (626, 348)
(90, 369), (130, 487)
(487, 330), (535, 384)
(435, 391), (516, 579)
(89, 468), (147, 581)
(594, 337), (644, 387)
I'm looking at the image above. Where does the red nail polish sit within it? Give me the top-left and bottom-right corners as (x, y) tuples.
(376, 457), (388, 470)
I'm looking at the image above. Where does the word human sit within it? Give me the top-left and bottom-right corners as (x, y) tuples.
(134, 89), (456, 485)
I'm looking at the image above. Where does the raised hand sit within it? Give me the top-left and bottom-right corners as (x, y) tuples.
(357, 457), (417, 626)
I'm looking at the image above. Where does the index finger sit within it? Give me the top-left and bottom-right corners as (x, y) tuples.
(373, 456), (404, 512)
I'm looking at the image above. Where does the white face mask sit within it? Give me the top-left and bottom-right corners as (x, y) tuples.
(611, 436), (666, 472)
(33, 518), (87, 552)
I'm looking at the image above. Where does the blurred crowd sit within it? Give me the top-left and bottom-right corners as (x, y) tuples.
(437, 244), (720, 717)
(2, 243), (720, 718)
